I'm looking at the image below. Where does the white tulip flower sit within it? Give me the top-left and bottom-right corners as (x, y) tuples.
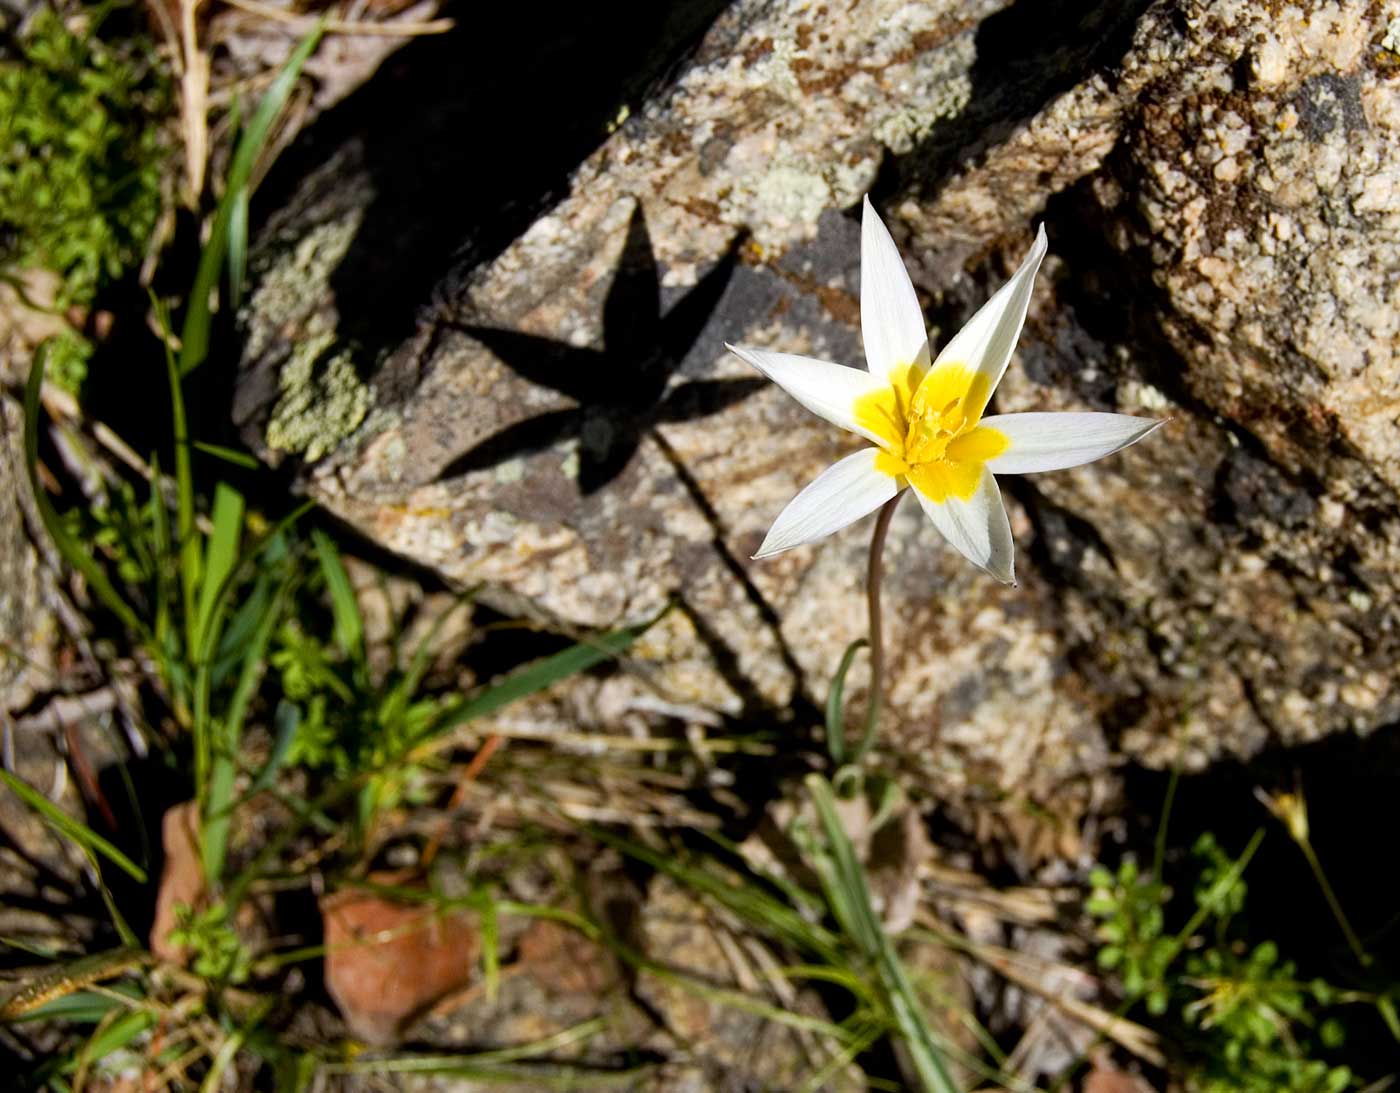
(728, 196), (1164, 584)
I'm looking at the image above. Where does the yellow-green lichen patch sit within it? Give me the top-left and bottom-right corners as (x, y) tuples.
(871, 32), (975, 155)
(242, 212), (363, 361)
(266, 326), (371, 462)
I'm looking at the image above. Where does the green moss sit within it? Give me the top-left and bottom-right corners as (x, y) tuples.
(0, 6), (170, 388)
(40, 325), (94, 392)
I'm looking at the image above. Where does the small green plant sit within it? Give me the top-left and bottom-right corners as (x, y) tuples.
(1087, 858), (1173, 1015)
(1086, 832), (1378, 1091)
(0, 5), (169, 388)
(1184, 939), (1350, 1093)
(167, 903), (254, 985)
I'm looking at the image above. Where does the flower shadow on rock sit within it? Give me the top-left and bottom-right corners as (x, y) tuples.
(439, 206), (764, 495)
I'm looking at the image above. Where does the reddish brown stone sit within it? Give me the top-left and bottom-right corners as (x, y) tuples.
(320, 877), (479, 1045)
(149, 801), (206, 965)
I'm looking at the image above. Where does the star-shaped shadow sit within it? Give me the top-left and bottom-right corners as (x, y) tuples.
(439, 205), (764, 494)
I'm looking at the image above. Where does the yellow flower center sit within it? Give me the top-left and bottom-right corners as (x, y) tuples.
(854, 362), (1008, 503)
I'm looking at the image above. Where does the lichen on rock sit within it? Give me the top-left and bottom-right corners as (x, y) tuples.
(242, 212), (362, 362)
(264, 323), (371, 462)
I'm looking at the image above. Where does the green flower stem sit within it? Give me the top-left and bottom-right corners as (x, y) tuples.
(1297, 837), (1371, 967)
(851, 495), (901, 765)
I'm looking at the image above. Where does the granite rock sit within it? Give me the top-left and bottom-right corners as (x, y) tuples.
(237, 0), (1400, 848)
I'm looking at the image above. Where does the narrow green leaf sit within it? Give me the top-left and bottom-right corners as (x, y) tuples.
(808, 774), (957, 1093)
(200, 998), (273, 1093)
(272, 1050), (319, 1093)
(245, 700), (300, 798)
(154, 295), (199, 656)
(23, 350), (144, 638)
(192, 508), (311, 808)
(694, 827), (826, 919)
(14, 989), (125, 1025)
(1377, 994), (1400, 1042)
(825, 638), (867, 767)
(227, 187), (249, 311)
(591, 826), (841, 963)
(0, 770), (146, 884)
(203, 566), (290, 882)
(190, 481), (244, 807)
(797, 1020), (885, 1093)
(69, 1010), (157, 1074)
(148, 451), (174, 657)
(192, 440), (259, 469)
(311, 529), (363, 661)
(194, 482), (245, 652)
(425, 607), (670, 744)
(180, 22), (324, 375)
(780, 963), (879, 1005)
(334, 1020), (609, 1074)
(213, 559), (278, 684)
(478, 892), (500, 1003)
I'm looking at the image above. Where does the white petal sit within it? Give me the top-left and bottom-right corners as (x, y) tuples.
(911, 467), (1016, 584)
(861, 195), (931, 387)
(982, 412), (1166, 474)
(755, 448), (901, 559)
(726, 343), (892, 448)
(931, 224), (1048, 413)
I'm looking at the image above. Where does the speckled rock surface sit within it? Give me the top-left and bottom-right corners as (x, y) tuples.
(238, 0), (1400, 846)
(0, 395), (58, 715)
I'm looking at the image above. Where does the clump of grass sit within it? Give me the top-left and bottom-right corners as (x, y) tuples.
(0, 4), (170, 389)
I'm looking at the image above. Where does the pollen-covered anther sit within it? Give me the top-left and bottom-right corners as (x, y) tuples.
(903, 396), (970, 465)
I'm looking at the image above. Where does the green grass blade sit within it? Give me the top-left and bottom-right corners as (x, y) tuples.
(272, 1049), (319, 1093)
(798, 1020), (885, 1093)
(200, 998), (274, 1093)
(191, 510), (310, 797)
(148, 451), (174, 658)
(180, 22), (324, 375)
(694, 827), (826, 919)
(808, 774), (958, 1093)
(780, 963), (879, 1005)
(213, 557), (278, 683)
(329, 1019), (612, 1078)
(591, 827), (842, 963)
(154, 295), (200, 658)
(825, 638), (867, 767)
(245, 700), (301, 798)
(190, 482), (244, 805)
(1377, 994), (1400, 1042)
(311, 529), (363, 662)
(424, 607), (669, 744)
(228, 187), (249, 311)
(14, 989), (125, 1024)
(377, 594), (471, 731)
(71, 1009), (158, 1075)
(192, 440), (259, 469)
(0, 770), (146, 884)
(203, 566), (291, 882)
(23, 350), (145, 639)
(477, 890), (500, 1002)
(194, 482), (245, 654)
